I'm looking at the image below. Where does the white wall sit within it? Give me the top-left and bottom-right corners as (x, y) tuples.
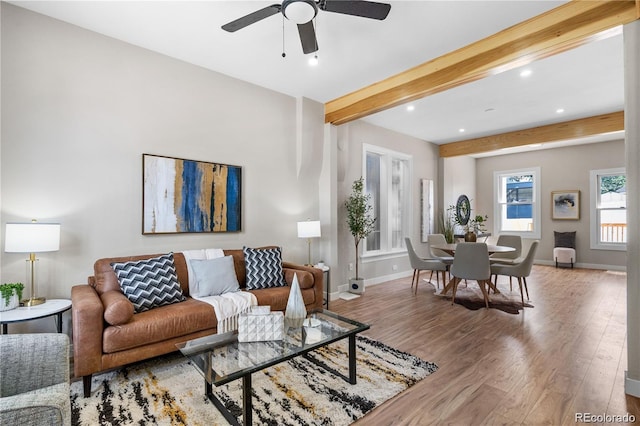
(335, 120), (440, 291)
(0, 4), (323, 331)
(475, 140), (627, 268)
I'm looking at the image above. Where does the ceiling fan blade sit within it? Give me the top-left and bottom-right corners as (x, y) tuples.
(322, 0), (391, 20)
(221, 4), (281, 32)
(297, 21), (318, 54)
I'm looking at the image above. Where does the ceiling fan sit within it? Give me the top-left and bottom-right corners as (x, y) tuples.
(221, 0), (392, 54)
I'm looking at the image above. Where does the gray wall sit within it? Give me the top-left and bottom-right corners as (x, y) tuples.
(335, 120), (440, 290)
(476, 140), (627, 268)
(0, 4), (324, 332)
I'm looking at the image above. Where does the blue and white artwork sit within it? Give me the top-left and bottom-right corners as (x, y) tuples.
(143, 154), (242, 234)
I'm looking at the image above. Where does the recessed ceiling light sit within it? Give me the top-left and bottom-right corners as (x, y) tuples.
(520, 69), (532, 78)
(556, 108), (565, 113)
(308, 55), (318, 66)
(459, 128), (465, 133)
(406, 105), (415, 112)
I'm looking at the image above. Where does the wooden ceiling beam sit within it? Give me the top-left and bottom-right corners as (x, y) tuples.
(325, 0), (638, 125)
(438, 111), (624, 158)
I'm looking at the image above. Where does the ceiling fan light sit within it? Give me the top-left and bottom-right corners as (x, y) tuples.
(283, 0), (317, 24)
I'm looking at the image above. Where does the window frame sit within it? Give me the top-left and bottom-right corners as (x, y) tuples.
(493, 167), (541, 239)
(362, 144), (413, 259)
(590, 167), (627, 251)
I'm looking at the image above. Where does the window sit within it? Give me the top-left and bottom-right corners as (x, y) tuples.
(590, 168), (626, 250)
(363, 144), (412, 256)
(494, 167), (541, 239)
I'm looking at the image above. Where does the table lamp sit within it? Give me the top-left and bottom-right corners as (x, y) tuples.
(4, 221), (61, 306)
(297, 220), (321, 266)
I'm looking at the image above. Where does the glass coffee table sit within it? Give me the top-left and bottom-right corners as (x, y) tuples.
(176, 310), (370, 426)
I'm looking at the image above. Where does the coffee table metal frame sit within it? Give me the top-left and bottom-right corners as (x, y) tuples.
(176, 309), (370, 426)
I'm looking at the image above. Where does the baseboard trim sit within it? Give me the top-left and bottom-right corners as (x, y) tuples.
(535, 260), (626, 272)
(625, 371), (640, 397)
(333, 270), (413, 296)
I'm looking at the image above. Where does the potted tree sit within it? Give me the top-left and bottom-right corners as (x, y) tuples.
(0, 282), (24, 311)
(344, 177), (376, 294)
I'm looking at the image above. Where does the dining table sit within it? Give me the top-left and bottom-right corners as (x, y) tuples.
(430, 243), (516, 296)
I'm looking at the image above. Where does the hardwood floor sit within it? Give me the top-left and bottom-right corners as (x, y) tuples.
(330, 265), (640, 425)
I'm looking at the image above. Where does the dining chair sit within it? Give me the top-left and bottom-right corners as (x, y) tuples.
(490, 240), (539, 307)
(427, 234), (453, 260)
(449, 242), (492, 308)
(489, 234), (522, 290)
(427, 233), (453, 282)
(405, 238), (448, 294)
(489, 235), (522, 264)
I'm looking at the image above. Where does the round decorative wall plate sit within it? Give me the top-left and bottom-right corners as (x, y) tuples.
(456, 195), (471, 226)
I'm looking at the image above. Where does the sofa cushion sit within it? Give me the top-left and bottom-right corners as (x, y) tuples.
(102, 298), (216, 353)
(101, 291), (134, 325)
(190, 256), (240, 297)
(243, 246), (287, 290)
(111, 253), (185, 313)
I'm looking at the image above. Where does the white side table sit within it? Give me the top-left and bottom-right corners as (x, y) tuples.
(0, 299), (71, 334)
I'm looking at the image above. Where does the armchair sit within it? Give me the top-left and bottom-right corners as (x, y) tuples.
(0, 333), (71, 426)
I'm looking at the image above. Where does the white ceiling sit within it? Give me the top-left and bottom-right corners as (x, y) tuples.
(8, 0), (626, 154)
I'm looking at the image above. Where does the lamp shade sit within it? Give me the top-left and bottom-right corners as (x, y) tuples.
(5, 223), (61, 253)
(297, 221), (321, 238)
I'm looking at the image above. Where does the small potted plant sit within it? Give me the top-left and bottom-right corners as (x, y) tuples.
(0, 282), (24, 311)
(344, 177), (376, 294)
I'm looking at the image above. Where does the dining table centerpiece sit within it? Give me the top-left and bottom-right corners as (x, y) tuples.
(452, 195), (488, 242)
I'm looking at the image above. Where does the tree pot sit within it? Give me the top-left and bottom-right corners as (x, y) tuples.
(349, 278), (365, 294)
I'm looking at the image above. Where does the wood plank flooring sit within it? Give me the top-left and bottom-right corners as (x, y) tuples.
(329, 265), (640, 425)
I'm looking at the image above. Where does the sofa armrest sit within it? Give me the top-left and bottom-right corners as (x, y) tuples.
(0, 383), (70, 426)
(282, 262), (324, 311)
(71, 285), (105, 378)
(0, 334), (69, 396)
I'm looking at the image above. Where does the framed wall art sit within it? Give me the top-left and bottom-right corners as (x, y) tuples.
(551, 190), (580, 220)
(143, 154), (242, 234)
(420, 179), (434, 242)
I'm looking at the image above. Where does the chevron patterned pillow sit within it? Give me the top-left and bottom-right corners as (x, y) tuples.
(243, 246), (287, 290)
(111, 253), (185, 313)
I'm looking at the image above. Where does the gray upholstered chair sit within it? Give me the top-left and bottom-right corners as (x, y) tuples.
(491, 240), (539, 307)
(0, 333), (71, 426)
(449, 242), (492, 308)
(490, 235), (522, 265)
(405, 238), (448, 293)
(490, 234), (522, 290)
(427, 234), (453, 261)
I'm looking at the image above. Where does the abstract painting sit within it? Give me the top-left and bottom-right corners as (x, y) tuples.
(143, 154), (241, 234)
(551, 190), (579, 220)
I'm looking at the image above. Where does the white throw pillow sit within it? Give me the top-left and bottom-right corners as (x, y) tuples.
(190, 256), (240, 297)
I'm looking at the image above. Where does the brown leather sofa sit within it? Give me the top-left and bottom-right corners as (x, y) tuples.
(71, 248), (323, 397)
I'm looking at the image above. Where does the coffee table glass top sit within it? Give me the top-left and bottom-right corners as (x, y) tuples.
(176, 309), (369, 386)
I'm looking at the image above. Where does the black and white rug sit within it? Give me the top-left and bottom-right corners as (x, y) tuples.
(71, 335), (437, 425)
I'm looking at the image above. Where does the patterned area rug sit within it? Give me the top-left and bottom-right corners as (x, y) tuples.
(71, 335), (437, 425)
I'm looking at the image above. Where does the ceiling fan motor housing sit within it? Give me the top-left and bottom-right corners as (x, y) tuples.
(282, 0), (318, 24)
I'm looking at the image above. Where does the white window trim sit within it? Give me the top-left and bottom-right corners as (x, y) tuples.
(590, 167), (626, 251)
(362, 143), (413, 259)
(493, 167), (541, 240)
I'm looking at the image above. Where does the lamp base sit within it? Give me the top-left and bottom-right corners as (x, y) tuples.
(21, 297), (46, 307)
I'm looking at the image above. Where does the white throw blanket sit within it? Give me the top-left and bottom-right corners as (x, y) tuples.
(182, 248), (256, 333)
(194, 292), (257, 333)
